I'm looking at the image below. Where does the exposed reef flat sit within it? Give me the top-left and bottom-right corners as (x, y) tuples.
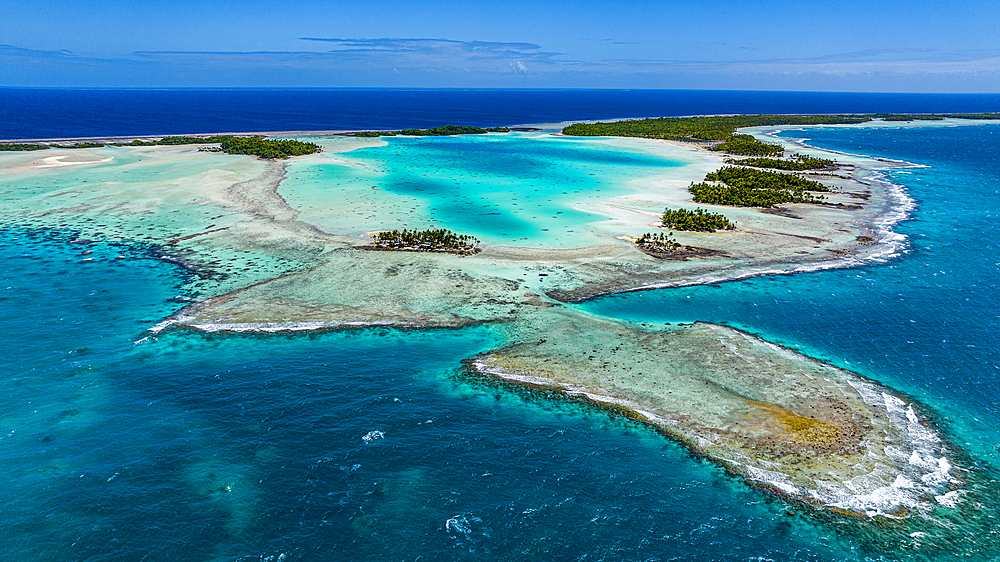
(468, 314), (961, 519)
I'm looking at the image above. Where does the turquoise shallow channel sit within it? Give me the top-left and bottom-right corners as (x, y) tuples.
(1, 123), (1000, 561)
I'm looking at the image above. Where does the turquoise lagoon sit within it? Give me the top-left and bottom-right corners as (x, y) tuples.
(1, 123), (1000, 560)
(283, 132), (690, 247)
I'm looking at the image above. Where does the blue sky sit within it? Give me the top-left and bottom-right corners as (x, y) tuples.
(2, 0), (998, 92)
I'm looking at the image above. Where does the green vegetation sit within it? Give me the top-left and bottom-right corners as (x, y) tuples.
(870, 113), (945, 122)
(710, 134), (783, 156)
(689, 182), (825, 208)
(635, 231), (681, 251)
(371, 228), (480, 254)
(724, 153), (834, 170)
(58, 142), (105, 149)
(690, 166), (829, 208)
(560, 112), (1000, 162)
(561, 115), (869, 141)
(2, 135), (317, 159)
(661, 208), (735, 231)
(159, 135), (232, 145)
(0, 143), (50, 151)
(942, 113), (1000, 120)
(355, 125), (509, 137)
(705, 167), (829, 192)
(872, 112), (1000, 121)
(217, 136), (320, 159)
(633, 232), (720, 260)
(395, 125), (499, 136)
(110, 135), (233, 147)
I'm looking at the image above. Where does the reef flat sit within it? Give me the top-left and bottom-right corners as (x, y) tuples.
(137, 128), (900, 331)
(468, 313), (960, 518)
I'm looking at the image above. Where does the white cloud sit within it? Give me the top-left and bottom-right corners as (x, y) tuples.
(2, 41), (999, 91)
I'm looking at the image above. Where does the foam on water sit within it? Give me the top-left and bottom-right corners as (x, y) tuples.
(798, 380), (962, 518)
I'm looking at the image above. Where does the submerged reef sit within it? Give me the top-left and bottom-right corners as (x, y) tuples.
(468, 315), (961, 519)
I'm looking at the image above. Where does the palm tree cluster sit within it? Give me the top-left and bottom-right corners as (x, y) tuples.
(635, 231), (682, 250)
(724, 154), (834, 171)
(661, 208), (735, 231)
(704, 167), (828, 192)
(219, 136), (320, 159)
(709, 134), (783, 156)
(372, 228), (480, 252)
(688, 182), (825, 208)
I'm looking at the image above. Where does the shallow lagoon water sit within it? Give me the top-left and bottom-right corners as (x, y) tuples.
(0, 146), (304, 299)
(3, 123), (1000, 560)
(282, 132), (685, 247)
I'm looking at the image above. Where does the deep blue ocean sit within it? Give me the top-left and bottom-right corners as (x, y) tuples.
(2, 90), (1000, 561)
(3, 88), (1000, 139)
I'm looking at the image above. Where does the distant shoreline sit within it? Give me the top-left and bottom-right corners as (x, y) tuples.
(4, 112), (997, 144)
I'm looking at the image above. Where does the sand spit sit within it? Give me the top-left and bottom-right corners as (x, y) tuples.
(468, 314), (961, 519)
(33, 154), (114, 168)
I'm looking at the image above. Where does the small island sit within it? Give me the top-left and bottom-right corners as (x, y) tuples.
(367, 228), (481, 255)
(467, 317), (961, 520)
(634, 231), (721, 260)
(209, 136), (320, 159)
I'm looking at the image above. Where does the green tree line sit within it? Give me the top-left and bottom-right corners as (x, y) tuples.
(2, 135), (318, 159)
(688, 182), (825, 208)
(0, 143), (49, 151)
(561, 115), (869, 141)
(941, 113), (1000, 119)
(354, 125), (509, 137)
(661, 208), (735, 231)
(705, 167), (829, 192)
(110, 135), (234, 147)
(724, 154), (834, 170)
(710, 134), (783, 156)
